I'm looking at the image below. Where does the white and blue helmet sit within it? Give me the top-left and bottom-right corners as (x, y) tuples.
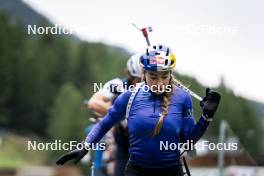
(140, 44), (176, 71)
(127, 53), (142, 78)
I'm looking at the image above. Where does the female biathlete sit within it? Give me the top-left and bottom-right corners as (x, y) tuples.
(56, 44), (221, 176)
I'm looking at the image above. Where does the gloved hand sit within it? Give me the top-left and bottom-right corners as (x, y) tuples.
(56, 144), (88, 165)
(200, 88), (221, 119)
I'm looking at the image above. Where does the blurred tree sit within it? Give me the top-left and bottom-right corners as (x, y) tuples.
(0, 13), (25, 128)
(47, 82), (87, 142)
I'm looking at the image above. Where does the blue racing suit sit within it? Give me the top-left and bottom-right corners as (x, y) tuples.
(86, 86), (209, 168)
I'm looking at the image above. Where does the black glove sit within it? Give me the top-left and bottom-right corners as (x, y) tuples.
(200, 88), (221, 119)
(56, 144), (88, 165)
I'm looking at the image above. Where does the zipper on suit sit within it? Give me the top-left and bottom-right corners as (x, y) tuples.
(153, 94), (156, 114)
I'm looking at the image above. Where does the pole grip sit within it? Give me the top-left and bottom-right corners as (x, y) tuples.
(142, 28), (148, 37)
(141, 28), (151, 46)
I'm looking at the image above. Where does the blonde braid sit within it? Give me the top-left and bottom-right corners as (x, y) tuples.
(152, 78), (174, 137)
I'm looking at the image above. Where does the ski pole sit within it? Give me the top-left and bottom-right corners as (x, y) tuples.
(90, 162), (95, 176)
(182, 156), (191, 176)
(174, 80), (202, 101)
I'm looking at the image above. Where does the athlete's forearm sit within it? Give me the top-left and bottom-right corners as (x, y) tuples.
(86, 91), (131, 143)
(181, 115), (209, 143)
(88, 99), (111, 116)
(85, 109), (122, 143)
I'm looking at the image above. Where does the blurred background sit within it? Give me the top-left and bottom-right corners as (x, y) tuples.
(0, 0), (263, 175)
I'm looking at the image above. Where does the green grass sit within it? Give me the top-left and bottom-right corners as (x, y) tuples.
(0, 135), (47, 168)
